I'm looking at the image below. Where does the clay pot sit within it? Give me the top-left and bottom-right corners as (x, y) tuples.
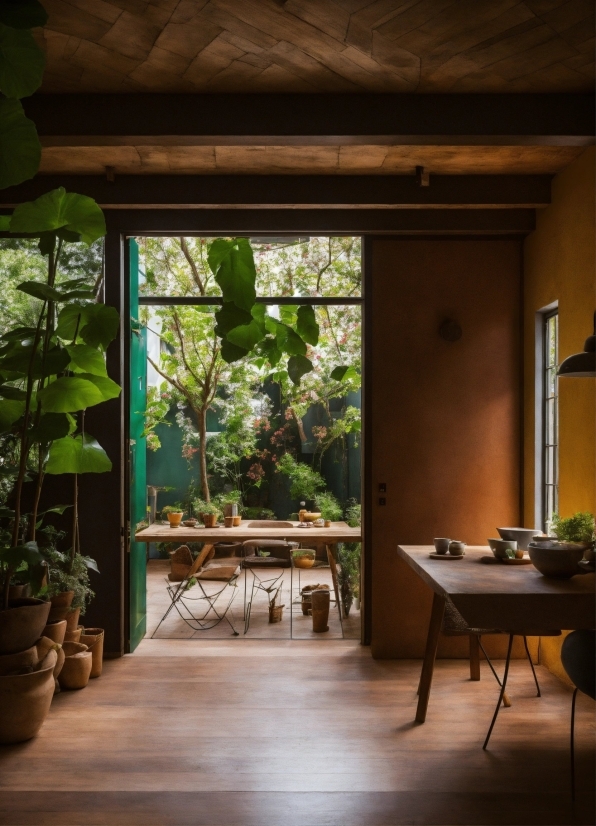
(53, 646), (65, 693)
(224, 516), (234, 528)
(65, 607), (81, 631)
(167, 512), (183, 528)
(0, 598), (51, 656)
(80, 628), (104, 678)
(0, 650), (57, 743)
(42, 619), (67, 645)
(232, 516), (241, 527)
(59, 642), (92, 690)
(202, 513), (218, 528)
(0, 645), (37, 676)
(64, 626), (82, 643)
(8, 584), (30, 600)
(311, 589), (330, 633)
(47, 591), (74, 622)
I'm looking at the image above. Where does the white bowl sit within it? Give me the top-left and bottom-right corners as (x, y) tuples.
(497, 527), (536, 551)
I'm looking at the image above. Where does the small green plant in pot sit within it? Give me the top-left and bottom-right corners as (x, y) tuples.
(195, 500), (220, 527)
(161, 505), (184, 528)
(551, 512), (595, 548)
(39, 526), (96, 623)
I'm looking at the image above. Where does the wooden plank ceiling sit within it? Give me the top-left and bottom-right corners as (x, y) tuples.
(40, 0), (594, 94)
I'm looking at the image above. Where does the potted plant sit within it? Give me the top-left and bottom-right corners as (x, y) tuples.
(197, 502), (220, 528)
(314, 491), (342, 526)
(292, 549), (315, 569)
(529, 512), (595, 578)
(161, 505), (184, 529)
(38, 526), (96, 632)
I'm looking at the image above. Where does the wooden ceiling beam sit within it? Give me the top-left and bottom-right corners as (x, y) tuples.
(0, 175), (551, 209)
(24, 94), (594, 146)
(100, 209), (535, 236)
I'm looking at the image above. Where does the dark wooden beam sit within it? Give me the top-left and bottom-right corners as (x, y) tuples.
(25, 94), (594, 146)
(101, 209), (535, 235)
(0, 175), (551, 209)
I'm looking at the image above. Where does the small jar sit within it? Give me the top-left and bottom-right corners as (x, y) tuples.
(448, 540), (466, 556)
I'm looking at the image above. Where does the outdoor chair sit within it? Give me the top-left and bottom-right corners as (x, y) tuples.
(241, 535), (298, 634)
(153, 543), (241, 637)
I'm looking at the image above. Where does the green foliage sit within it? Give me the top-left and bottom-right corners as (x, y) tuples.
(314, 490), (342, 522)
(552, 512), (595, 544)
(0, 98), (40, 188)
(337, 542), (361, 616)
(345, 499), (361, 528)
(10, 188), (106, 245)
(142, 386), (170, 451)
(0, 23), (45, 99)
(45, 433), (112, 475)
(194, 500), (220, 516)
(243, 507), (275, 521)
(40, 540), (96, 616)
(208, 237), (257, 312)
(276, 454), (325, 501)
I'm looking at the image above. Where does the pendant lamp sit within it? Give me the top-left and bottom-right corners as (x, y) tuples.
(557, 311), (596, 378)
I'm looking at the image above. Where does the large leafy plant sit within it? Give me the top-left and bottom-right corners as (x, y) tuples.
(0, 188), (119, 608)
(0, 0), (47, 189)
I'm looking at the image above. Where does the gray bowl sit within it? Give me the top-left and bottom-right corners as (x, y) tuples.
(497, 527), (537, 551)
(528, 543), (585, 579)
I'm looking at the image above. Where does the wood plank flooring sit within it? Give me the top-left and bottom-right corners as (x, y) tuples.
(0, 640), (593, 825)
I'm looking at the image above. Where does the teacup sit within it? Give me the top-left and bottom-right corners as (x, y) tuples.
(448, 540), (466, 556)
(434, 538), (451, 555)
(488, 538), (517, 559)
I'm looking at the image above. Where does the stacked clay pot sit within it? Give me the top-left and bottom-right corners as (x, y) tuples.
(59, 641), (92, 690)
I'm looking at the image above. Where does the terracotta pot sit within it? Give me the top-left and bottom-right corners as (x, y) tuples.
(311, 589), (330, 633)
(42, 619), (67, 645)
(202, 513), (218, 527)
(0, 645), (37, 676)
(0, 598), (51, 656)
(62, 641), (87, 656)
(53, 646), (65, 693)
(65, 607), (81, 631)
(47, 591), (74, 622)
(232, 515), (242, 527)
(167, 512), (183, 528)
(224, 516), (234, 528)
(59, 647), (92, 690)
(64, 626), (82, 643)
(80, 628), (104, 678)
(8, 584), (30, 600)
(0, 651), (57, 743)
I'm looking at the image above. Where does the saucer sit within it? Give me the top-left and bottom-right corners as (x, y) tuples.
(429, 553), (463, 560)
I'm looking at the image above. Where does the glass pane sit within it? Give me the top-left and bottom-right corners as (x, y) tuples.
(545, 398), (556, 444)
(137, 236), (362, 298)
(545, 366), (557, 399)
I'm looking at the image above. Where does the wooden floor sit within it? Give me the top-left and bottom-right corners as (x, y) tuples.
(0, 640), (593, 825)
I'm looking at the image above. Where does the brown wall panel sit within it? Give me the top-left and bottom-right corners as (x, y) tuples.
(370, 238), (523, 659)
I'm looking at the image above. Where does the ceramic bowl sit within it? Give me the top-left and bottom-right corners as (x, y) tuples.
(497, 527), (536, 551)
(528, 542), (586, 579)
(302, 512), (322, 523)
(488, 538), (518, 559)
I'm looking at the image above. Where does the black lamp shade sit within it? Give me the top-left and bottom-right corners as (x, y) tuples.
(558, 332), (596, 378)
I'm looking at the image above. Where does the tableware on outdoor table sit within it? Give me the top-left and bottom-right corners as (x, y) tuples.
(488, 538), (517, 559)
(429, 552), (463, 560)
(448, 540), (466, 556)
(433, 538), (451, 554)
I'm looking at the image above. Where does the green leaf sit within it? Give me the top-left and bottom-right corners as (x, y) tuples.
(0, 99), (40, 189)
(0, 1), (48, 29)
(9, 188), (106, 245)
(38, 504), (71, 516)
(81, 555), (100, 574)
(287, 355), (313, 385)
(227, 320), (264, 351)
(279, 305), (298, 325)
(55, 303), (88, 341)
(0, 23), (45, 99)
(208, 238), (256, 312)
(76, 373), (121, 402)
(276, 323), (307, 357)
(220, 339), (249, 364)
(0, 398), (24, 430)
(0, 214), (10, 230)
(257, 337), (282, 367)
(41, 345), (71, 378)
(1, 326), (39, 341)
(296, 305), (319, 346)
(0, 540), (43, 568)
(45, 433), (112, 474)
(214, 302), (253, 338)
(79, 304), (119, 348)
(330, 365), (358, 382)
(29, 412), (71, 443)
(66, 344), (107, 377)
(37, 377), (105, 412)
(17, 280), (63, 302)
(0, 384), (26, 400)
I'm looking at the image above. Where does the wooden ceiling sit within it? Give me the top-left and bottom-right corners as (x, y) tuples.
(39, 0), (595, 94)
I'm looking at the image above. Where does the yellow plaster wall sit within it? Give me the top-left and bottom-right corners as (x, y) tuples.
(523, 147), (596, 684)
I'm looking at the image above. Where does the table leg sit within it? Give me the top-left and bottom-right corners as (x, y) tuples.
(415, 593), (446, 723)
(326, 544), (343, 623)
(469, 634), (481, 681)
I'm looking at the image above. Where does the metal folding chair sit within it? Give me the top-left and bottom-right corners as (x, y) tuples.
(241, 537), (296, 635)
(153, 543), (241, 637)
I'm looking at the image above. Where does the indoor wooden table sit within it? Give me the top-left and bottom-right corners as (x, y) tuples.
(396, 544), (595, 723)
(136, 521), (362, 621)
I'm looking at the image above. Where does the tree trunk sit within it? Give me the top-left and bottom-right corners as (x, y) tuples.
(197, 407), (210, 502)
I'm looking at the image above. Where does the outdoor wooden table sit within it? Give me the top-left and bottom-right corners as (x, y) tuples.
(396, 544), (595, 723)
(136, 521), (362, 622)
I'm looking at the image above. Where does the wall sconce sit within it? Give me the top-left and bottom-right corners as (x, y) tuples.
(438, 319), (462, 342)
(557, 311), (596, 378)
